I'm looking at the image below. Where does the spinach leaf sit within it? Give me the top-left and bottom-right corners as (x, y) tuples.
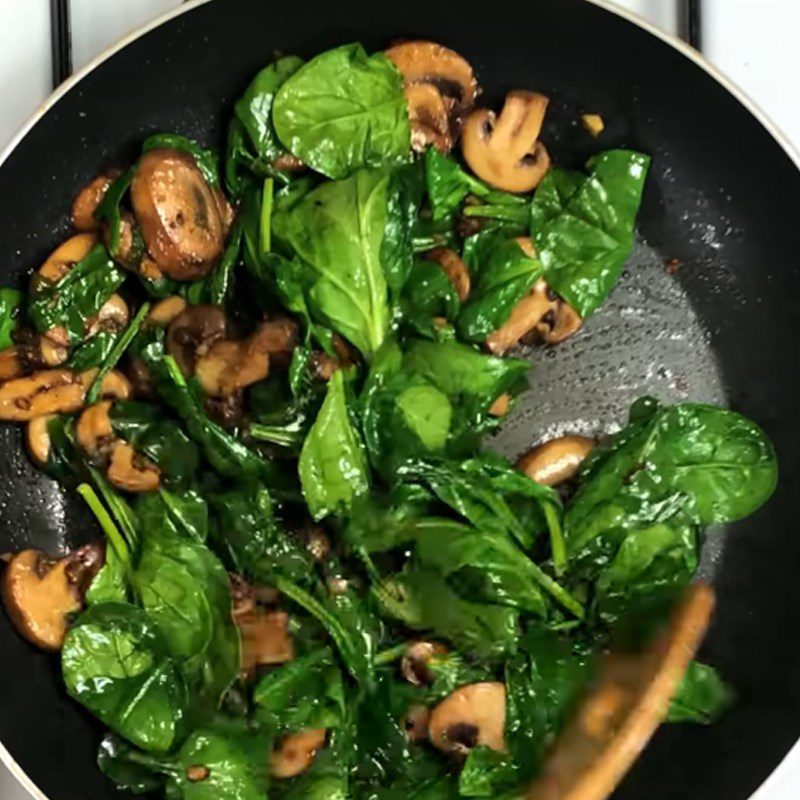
(458, 231), (542, 342)
(531, 150), (650, 317)
(424, 149), (526, 222)
(400, 259), (460, 339)
(142, 133), (220, 187)
(210, 483), (311, 582)
(459, 748), (518, 798)
(0, 287), (22, 349)
(299, 369), (370, 519)
(273, 43), (410, 179)
(110, 401), (199, 487)
(98, 734), (165, 794)
(374, 566), (518, 661)
(185, 216), (244, 306)
(360, 341), (453, 477)
(253, 647), (345, 732)
(566, 399), (778, 559)
(272, 169), (398, 358)
(276, 578), (379, 685)
(133, 530), (239, 708)
(66, 331), (117, 369)
(28, 243), (125, 343)
(281, 742), (349, 800)
(62, 603), (188, 752)
(229, 55), (305, 189)
(94, 168), (135, 258)
(667, 661), (733, 724)
(136, 489), (208, 544)
(166, 726), (271, 800)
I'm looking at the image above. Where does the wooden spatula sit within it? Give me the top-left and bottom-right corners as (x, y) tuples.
(528, 583), (715, 800)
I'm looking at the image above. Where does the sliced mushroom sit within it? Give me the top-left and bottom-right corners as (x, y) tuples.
(76, 401), (114, 458)
(515, 236), (536, 259)
(0, 368), (128, 421)
(272, 153), (306, 172)
(26, 415), (55, 466)
(269, 729), (327, 779)
(310, 334), (356, 382)
(0, 337), (68, 382)
(401, 640), (448, 685)
(536, 301), (583, 345)
(131, 148), (231, 280)
(517, 436), (595, 487)
(107, 441), (160, 493)
(486, 279), (557, 354)
(85, 294), (130, 337)
(528, 584), (715, 800)
(195, 318), (299, 398)
(166, 305), (228, 377)
(404, 705), (431, 742)
(429, 682), (506, 756)
(2, 544), (105, 650)
(229, 573), (256, 618)
(238, 609), (295, 676)
(385, 41), (477, 119)
(405, 83), (452, 153)
(426, 248), (471, 302)
(37, 233), (97, 283)
(462, 91), (551, 193)
(72, 175), (114, 232)
(148, 296), (188, 327)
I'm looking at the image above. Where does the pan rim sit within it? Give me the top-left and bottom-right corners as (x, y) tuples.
(0, 1), (796, 800)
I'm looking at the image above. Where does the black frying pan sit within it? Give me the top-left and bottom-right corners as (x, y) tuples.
(1, 1), (799, 798)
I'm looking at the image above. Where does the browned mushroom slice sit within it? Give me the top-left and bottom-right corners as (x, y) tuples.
(0, 370), (86, 421)
(107, 441), (160, 493)
(405, 83), (452, 153)
(385, 41), (477, 118)
(85, 294), (130, 338)
(148, 296), (188, 327)
(518, 435), (595, 487)
(488, 393), (511, 417)
(528, 584), (715, 800)
(2, 544), (105, 650)
(462, 91), (551, 192)
(37, 233), (98, 283)
(0, 337), (68, 382)
(401, 640), (448, 685)
(131, 148), (230, 280)
(536, 301), (583, 345)
(403, 705), (432, 742)
(104, 210), (143, 269)
(429, 682), (506, 756)
(71, 175), (114, 232)
(76, 401), (115, 459)
(272, 153), (306, 172)
(195, 318), (299, 398)
(238, 609), (295, 676)
(84, 369), (132, 401)
(166, 305), (228, 377)
(426, 247), (471, 302)
(26, 415), (55, 466)
(269, 729), (327, 779)
(486, 279), (557, 354)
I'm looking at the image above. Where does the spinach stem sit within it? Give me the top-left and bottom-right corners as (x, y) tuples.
(528, 561), (584, 619)
(462, 204), (530, 224)
(249, 420), (303, 447)
(77, 483), (130, 566)
(260, 177), (274, 256)
(88, 467), (139, 550)
(544, 502), (567, 577)
(86, 301), (150, 404)
(374, 643), (407, 665)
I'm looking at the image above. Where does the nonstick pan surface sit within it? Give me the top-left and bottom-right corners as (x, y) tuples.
(0, 1), (798, 798)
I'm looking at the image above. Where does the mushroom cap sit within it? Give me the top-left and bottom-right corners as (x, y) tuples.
(462, 91), (551, 193)
(107, 441), (161, 493)
(517, 435), (596, 487)
(486, 278), (557, 354)
(71, 175), (113, 232)
(385, 41), (477, 115)
(148, 296), (188, 328)
(269, 728), (327, 779)
(76, 400), (114, 456)
(37, 233), (98, 283)
(405, 83), (452, 153)
(238, 609), (295, 676)
(131, 148), (230, 280)
(429, 681), (506, 755)
(26, 415), (55, 466)
(401, 640), (448, 685)
(2, 545), (104, 650)
(166, 305), (228, 377)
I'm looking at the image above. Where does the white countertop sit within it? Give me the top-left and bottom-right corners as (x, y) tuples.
(0, 1), (798, 798)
